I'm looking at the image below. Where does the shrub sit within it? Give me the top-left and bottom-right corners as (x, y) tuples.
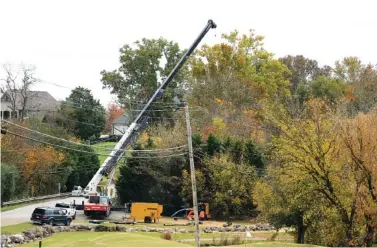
(161, 232), (172, 240)
(94, 225), (109, 232)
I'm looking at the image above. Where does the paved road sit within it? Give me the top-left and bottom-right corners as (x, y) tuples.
(1, 196), (85, 226)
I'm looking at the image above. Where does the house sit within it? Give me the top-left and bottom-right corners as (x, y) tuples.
(0, 90), (59, 120)
(111, 113), (132, 136)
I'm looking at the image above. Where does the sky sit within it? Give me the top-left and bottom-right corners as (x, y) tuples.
(0, 0), (376, 108)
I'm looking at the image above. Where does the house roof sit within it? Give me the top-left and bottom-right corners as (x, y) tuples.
(1, 90), (59, 111)
(112, 113), (131, 125)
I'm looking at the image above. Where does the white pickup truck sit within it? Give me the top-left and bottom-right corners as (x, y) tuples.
(71, 186), (84, 196)
(55, 202), (76, 220)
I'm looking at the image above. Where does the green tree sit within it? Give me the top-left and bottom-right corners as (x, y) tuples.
(116, 143), (187, 215)
(279, 55), (332, 92)
(295, 76), (346, 105)
(181, 156), (257, 218)
(0, 163), (20, 204)
(244, 139), (265, 175)
(230, 140), (243, 164)
(58, 87), (105, 140)
(101, 37), (186, 123)
(64, 146), (100, 191)
(206, 134), (222, 157)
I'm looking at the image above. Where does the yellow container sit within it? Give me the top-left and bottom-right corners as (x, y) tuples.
(129, 202), (163, 223)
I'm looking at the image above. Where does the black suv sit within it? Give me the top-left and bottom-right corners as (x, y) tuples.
(30, 207), (72, 226)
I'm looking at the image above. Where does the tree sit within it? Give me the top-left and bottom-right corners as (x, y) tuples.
(58, 87), (105, 140)
(244, 139), (265, 175)
(279, 55), (332, 92)
(266, 99), (371, 246)
(63, 146), (100, 192)
(116, 143), (187, 215)
(188, 30), (291, 140)
(0, 163), (20, 204)
(254, 163), (336, 244)
(104, 103), (124, 134)
(339, 112), (377, 246)
(181, 156), (257, 218)
(0, 64), (39, 120)
(101, 37), (187, 123)
(230, 140), (243, 164)
(206, 134), (222, 157)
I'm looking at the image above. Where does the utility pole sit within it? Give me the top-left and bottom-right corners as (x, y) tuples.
(184, 102), (200, 247)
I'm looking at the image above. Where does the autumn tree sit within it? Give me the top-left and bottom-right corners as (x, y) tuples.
(339, 112), (377, 246)
(265, 99), (364, 246)
(104, 103), (124, 134)
(334, 57), (377, 113)
(254, 165), (323, 244)
(188, 30), (291, 140)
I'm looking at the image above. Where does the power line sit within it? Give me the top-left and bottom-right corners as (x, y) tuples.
(2, 129), (188, 159)
(2, 120), (188, 153)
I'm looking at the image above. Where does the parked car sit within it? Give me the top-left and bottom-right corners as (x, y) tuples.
(30, 207), (72, 226)
(55, 202), (76, 219)
(71, 186), (84, 196)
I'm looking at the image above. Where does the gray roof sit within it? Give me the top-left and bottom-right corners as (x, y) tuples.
(112, 113), (131, 125)
(1, 90), (59, 111)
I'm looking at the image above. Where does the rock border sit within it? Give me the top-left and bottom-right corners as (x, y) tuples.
(0, 223), (275, 247)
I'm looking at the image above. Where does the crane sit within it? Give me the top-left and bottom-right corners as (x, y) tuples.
(72, 20), (217, 205)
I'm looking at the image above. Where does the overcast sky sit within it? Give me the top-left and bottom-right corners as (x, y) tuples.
(1, 0), (376, 107)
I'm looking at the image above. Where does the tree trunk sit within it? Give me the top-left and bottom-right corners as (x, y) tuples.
(296, 212), (306, 244)
(363, 217), (375, 247)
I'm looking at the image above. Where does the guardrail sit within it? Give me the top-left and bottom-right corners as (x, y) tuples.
(2, 193), (71, 206)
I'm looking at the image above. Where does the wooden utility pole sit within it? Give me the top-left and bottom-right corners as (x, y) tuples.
(184, 102), (200, 247)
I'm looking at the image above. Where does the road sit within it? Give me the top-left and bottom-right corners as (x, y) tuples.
(1, 197), (85, 226)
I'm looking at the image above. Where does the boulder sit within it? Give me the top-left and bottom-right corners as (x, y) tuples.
(127, 228), (138, 232)
(73, 225), (91, 231)
(115, 225), (126, 232)
(178, 229), (188, 233)
(10, 234), (24, 244)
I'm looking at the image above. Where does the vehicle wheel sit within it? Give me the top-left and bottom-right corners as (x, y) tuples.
(84, 211), (89, 216)
(49, 219), (54, 226)
(65, 219), (71, 226)
(73, 213), (76, 220)
(144, 216), (152, 223)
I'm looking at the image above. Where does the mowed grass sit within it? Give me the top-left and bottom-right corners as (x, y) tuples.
(0, 222), (35, 235)
(92, 142), (117, 165)
(92, 141), (122, 187)
(18, 232), (191, 247)
(230, 241), (319, 247)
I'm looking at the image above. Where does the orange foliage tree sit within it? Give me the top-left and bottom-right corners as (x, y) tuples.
(340, 112), (377, 246)
(104, 103), (124, 134)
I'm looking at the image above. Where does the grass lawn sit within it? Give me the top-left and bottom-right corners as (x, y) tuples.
(18, 232), (191, 247)
(230, 241), (319, 247)
(92, 141), (123, 187)
(0, 222), (35, 235)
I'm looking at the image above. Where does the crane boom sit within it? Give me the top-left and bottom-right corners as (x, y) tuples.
(81, 19), (217, 196)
